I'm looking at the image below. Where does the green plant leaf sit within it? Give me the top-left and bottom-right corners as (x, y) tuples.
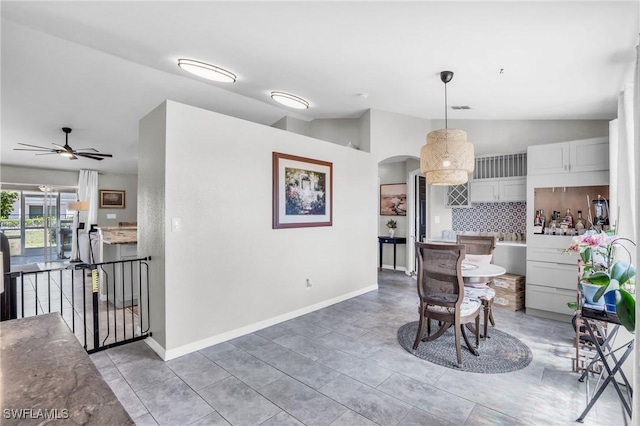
(583, 271), (610, 286)
(615, 289), (636, 332)
(611, 261), (637, 286)
(580, 247), (591, 264)
(566, 301), (578, 310)
(593, 279), (618, 302)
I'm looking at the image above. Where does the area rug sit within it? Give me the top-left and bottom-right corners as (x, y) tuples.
(397, 321), (533, 373)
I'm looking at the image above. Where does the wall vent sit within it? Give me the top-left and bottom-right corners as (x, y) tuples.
(473, 152), (527, 179)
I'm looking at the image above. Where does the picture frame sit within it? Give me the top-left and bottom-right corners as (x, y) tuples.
(272, 152), (333, 229)
(99, 189), (126, 209)
(380, 183), (407, 216)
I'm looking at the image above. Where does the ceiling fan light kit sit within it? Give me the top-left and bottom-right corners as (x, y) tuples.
(420, 71), (475, 186)
(270, 91), (310, 109)
(177, 58), (237, 83)
(14, 127), (113, 161)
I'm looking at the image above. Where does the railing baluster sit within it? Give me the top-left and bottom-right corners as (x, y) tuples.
(47, 270), (51, 313)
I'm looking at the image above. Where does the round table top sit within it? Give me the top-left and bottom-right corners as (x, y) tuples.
(461, 261), (506, 279)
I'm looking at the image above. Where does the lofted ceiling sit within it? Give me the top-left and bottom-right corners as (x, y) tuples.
(1, 1), (638, 175)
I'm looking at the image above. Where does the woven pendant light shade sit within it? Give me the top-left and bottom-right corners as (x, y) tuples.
(420, 129), (474, 185)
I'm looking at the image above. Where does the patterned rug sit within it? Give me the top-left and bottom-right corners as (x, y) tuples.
(397, 321), (533, 373)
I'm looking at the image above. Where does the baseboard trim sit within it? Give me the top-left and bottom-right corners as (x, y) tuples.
(381, 264), (407, 272)
(153, 284), (379, 361)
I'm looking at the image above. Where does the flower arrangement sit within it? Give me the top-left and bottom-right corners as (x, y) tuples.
(386, 219), (397, 229)
(566, 230), (637, 332)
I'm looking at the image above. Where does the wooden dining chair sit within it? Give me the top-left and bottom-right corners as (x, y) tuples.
(413, 242), (481, 367)
(456, 235), (497, 339)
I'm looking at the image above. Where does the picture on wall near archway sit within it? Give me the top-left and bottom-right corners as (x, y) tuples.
(380, 183), (407, 216)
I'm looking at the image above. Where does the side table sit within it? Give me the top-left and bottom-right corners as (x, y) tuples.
(576, 306), (633, 422)
(378, 236), (407, 271)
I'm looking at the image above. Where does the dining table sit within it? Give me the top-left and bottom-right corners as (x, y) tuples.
(460, 260), (507, 283)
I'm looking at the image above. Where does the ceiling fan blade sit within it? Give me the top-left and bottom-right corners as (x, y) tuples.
(51, 143), (67, 150)
(74, 147), (99, 152)
(75, 152), (104, 161)
(14, 148), (54, 152)
(17, 143), (53, 150)
(76, 151), (112, 157)
(35, 152), (63, 156)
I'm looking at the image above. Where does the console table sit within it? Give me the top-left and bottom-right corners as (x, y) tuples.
(576, 307), (633, 422)
(378, 236), (407, 271)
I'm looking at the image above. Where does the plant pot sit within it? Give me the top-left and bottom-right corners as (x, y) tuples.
(389, 228), (395, 238)
(580, 282), (605, 306)
(603, 291), (617, 313)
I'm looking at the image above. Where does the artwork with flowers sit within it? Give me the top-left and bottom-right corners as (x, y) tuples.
(272, 152), (333, 229)
(566, 230), (637, 331)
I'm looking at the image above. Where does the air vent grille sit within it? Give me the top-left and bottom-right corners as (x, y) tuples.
(473, 153), (527, 179)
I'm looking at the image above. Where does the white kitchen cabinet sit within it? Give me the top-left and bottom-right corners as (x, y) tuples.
(470, 177), (526, 203)
(528, 137), (609, 175)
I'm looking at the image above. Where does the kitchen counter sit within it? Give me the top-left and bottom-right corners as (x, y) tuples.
(0, 313), (133, 425)
(100, 227), (137, 245)
(428, 238), (526, 247)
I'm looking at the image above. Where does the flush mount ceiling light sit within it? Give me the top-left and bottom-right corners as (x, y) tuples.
(177, 59), (236, 83)
(270, 91), (310, 109)
(420, 71), (474, 186)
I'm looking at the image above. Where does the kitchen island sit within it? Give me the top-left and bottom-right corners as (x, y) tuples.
(98, 227), (138, 308)
(0, 313), (133, 425)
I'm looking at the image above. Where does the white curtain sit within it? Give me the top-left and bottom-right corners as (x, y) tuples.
(70, 169), (99, 260)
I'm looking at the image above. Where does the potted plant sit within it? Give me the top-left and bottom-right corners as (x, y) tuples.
(566, 230), (637, 332)
(386, 219), (397, 237)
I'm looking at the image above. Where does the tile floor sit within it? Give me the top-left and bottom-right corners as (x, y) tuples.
(90, 271), (630, 425)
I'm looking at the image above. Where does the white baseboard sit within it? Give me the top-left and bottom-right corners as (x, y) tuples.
(153, 284), (379, 361)
(381, 264), (407, 272)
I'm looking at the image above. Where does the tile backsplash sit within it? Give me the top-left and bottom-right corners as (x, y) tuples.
(452, 202), (527, 234)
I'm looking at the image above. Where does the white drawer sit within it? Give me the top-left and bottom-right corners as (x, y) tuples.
(526, 260), (578, 291)
(527, 246), (579, 264)
(526, 284), (576, 315)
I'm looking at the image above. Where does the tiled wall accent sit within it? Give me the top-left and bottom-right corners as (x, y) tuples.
(452, 202), (527, 233)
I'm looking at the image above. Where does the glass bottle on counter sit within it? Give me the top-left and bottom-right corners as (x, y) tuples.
(575, 210), (587, 235)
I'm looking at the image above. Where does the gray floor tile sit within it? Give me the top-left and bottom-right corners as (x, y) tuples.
(318, 350), (394, 387)
(260, 376), (347, 426)
(90, 350), (123, 382)
(377, 373), (475, 424)
(199, 342), (244, 362)
(329, 409), (378, 426)
(314, 331), (378, 359)
(167, 351), (230, 390)
(190, 411), (231, 425)
(198, 376), (281, 426)
(273, 333), (334, 361)
(266, 350), (342, 389)
(133, 412), (159, 426)
(398, 407), (455, 426)
(259, 411), (304, 426)
(367, 346), (447, 385)
(108, 377), (149, 420)
(229, 333), (289, 361)
(463, 405), (525, 426)
(215, 350), (284, 390)
(117, 356), (177, 392)
(136, 376), (214, 426)
(319, 375), (412, 426)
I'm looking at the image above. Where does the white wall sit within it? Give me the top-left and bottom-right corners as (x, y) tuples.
(138, 102), (168, 348)
(434, 119), (609, 155)
(97, 173), (137, 226)
(1, 165), (78, 188)
(140, 100), (377, 358)
(309, 118), (362, 149)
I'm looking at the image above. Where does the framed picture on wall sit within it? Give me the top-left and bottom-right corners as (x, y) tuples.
(272, 152), (333, 229)
(380, 183), (407, 216)
(99, 190), (126, 209)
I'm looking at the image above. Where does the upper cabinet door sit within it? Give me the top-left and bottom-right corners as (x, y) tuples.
(527, 142), (569, 175)
(569, 137), (609, 172)
(469, 180), (499, 203)
(499, 178), (526, 202)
